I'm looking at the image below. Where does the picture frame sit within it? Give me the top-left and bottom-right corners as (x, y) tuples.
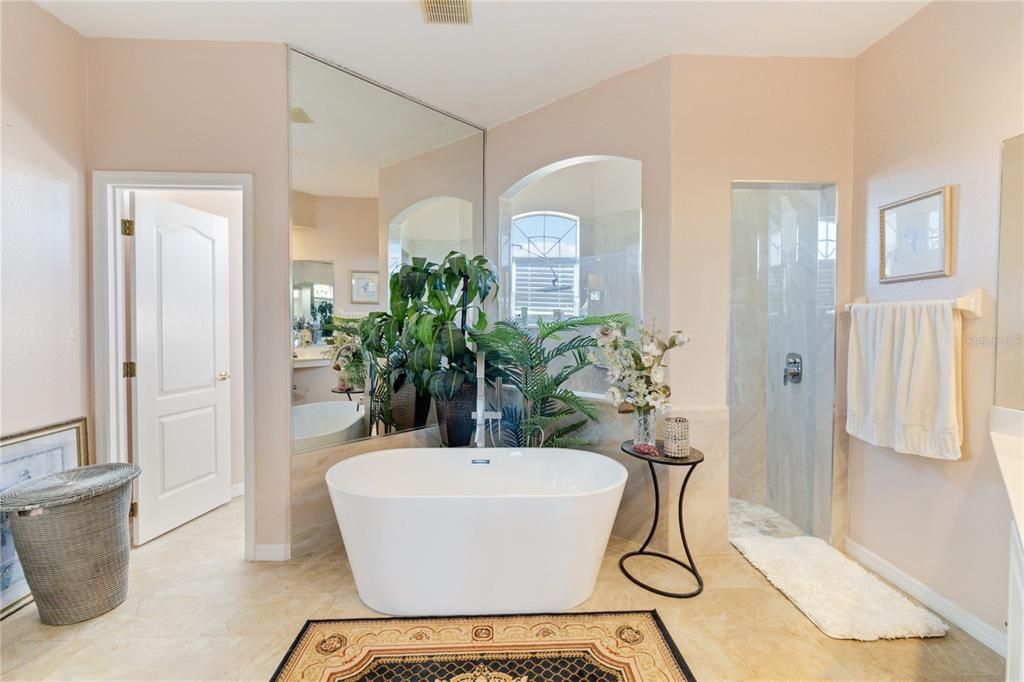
(879, 185), (953, 283)
(351, 271), (380, 304)
(1, 418), (88, 619)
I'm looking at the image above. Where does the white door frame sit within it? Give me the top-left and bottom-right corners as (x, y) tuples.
(91, 171), (255, 561)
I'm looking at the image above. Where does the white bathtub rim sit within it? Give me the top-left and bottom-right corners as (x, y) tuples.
(356, 590), (594, 618)
(325, 448), (628, 500)
(292, 402), (362, 441)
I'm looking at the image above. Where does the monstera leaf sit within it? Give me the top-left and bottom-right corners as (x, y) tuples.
(396, 257), (435, 301)
(429, 366), (469, 400)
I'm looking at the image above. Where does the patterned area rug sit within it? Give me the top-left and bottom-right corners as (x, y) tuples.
(273, 610), (694, 682)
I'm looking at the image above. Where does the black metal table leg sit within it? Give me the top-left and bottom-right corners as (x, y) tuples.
(618, 443), (704, 598)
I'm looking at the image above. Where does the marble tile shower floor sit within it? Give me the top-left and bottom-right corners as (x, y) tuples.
(0, 499), (1004, 681)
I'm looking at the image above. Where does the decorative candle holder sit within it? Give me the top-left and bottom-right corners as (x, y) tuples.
(663, 416), (690, 457)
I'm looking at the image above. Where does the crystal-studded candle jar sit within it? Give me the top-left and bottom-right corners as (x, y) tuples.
(663, 416), (690, 457)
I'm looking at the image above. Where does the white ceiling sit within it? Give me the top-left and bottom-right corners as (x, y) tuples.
(290, 52), (479, 197)
(41, 0), (926, 128)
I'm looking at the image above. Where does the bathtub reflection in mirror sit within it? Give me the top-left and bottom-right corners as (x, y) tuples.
(289, 49), (484, 453)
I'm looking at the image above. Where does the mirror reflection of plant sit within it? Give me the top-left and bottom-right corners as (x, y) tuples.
(314, 300), (335, 335)
(405, 252), (500, 400)
(471, 313), (631, 447)
(357, 259), (434, 430)
(330, 317), (366, 390)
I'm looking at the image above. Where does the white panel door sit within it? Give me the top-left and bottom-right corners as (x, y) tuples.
(131, 193), (231, 545)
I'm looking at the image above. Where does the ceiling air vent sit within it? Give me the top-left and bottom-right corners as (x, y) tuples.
(421, 0), (472, 25)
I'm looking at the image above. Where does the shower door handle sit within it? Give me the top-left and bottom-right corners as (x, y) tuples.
(783, 353), (803, 386)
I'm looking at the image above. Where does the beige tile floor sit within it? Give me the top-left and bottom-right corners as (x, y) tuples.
(0, 499), (1005, 681)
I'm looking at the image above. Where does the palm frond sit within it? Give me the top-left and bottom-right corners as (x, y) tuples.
(473, 315), (608, 448)
(544, 335), (598, 363)
(535, 313), (632, 342)
(545, 419), (588, 442)
(499, 404), (525, 447)
(546, 436), (590, 449)
(549, 387), (600, 421)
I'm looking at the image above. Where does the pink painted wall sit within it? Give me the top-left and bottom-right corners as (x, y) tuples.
(0, 3), (89, 442)
(486, 55), (855, 552)
(378, 133), (484, 284)
(86, 39), (292, 548)
(849, 0), (1023, 631)
(669, 55), (856, 408)
(486, 58), (674, 328)
(291, 192), (382, 314)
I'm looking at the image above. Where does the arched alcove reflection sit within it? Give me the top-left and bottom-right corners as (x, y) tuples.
(498, 156), (642, 326)
(498, 156), (643, 396)
(388, 195), (474, 273)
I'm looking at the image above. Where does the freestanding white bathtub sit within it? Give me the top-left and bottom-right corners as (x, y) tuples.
(325, 447), (627, 616)
(292, 401), (365, 452)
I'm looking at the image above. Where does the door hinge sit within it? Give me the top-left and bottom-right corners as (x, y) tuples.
(129, 501), (138, 518)
(122, 361), (137, 378)
(120, 218), (135, 236)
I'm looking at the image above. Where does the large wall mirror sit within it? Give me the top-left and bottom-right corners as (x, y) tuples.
(289, 49), (484, 452)
(996, 133), (1024, 410)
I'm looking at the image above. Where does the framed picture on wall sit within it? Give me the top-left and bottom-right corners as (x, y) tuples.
(351, 271), (380, 304)
(1, 418), (88, 619)
(879, 185), (953, 283)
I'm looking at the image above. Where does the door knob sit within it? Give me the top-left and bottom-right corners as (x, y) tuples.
(217, 371), (231, 381)
(783, 353), (802, 386)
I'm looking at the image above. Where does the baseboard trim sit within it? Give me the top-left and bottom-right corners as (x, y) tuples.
(845, 538), (1006, 656)
(231, 483), (245, 498)
(253, 543), (291, 561)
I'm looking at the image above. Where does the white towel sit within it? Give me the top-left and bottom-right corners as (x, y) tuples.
(846, 300), (962, 459)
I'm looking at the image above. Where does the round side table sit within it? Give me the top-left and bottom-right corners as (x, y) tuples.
(330, 388), (365, 401)
(618, 440), (705, 598)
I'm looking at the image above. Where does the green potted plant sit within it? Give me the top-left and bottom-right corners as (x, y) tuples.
(406, 252), (499, 447)
(315, 300), (335, 338)
(471, 313), (630, 447)
(330, 319), (366, 392)
(359, 258), (436, 432)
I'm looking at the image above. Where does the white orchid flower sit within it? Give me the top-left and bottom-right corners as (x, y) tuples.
(641, 341), (661, 357)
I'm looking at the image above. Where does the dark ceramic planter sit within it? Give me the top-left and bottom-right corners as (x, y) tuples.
(391, 379), (432, 431)
(435, 381), (478, 447)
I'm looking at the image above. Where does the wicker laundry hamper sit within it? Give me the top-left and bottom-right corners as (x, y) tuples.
(0, 463), (141, 625)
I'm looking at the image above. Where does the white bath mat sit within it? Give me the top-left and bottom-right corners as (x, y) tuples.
(730, 532), (948, 641)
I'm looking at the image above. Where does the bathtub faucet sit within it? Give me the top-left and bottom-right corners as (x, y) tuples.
(471, 351), (501, 447)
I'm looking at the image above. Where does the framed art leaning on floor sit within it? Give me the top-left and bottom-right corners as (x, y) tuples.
(0, 418), (88, 618)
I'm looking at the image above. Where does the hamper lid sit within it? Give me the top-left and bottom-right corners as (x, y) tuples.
(0, 463), (141, 512)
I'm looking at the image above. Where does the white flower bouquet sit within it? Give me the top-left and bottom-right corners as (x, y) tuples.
(592, 321), (689, 414)
(331, 330), (366, 391)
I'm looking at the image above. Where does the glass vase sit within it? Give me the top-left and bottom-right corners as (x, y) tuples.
(633, 408), (657, 447)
